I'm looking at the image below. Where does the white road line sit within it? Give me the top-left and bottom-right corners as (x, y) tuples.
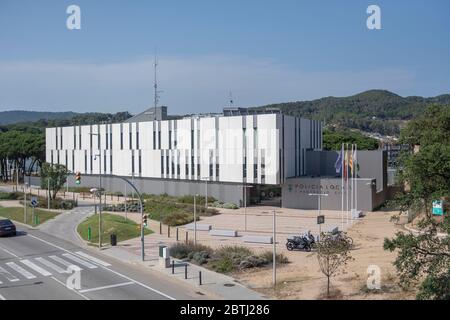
(79, 281), (134, 293)
(0, 266), (19, 282)
(5, 262), (36, 280)
(0, 293), (6, 300)
(62, 253), (97, 269)
(0, 245), (19, 258)
(35, 257), (67, 274)
(50, 276), (90, 301)
(20, 259), (52, 277)
(75, 251), (111, 267)
(27, 234), (176, 300)
(48, 255), (82, 270)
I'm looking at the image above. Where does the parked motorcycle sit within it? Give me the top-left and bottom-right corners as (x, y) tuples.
(286, 231), (316, 251)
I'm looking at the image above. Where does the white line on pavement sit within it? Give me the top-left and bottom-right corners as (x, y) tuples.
(79, 281), (134, 293)
(27, 233), (176, 300)
(35, 257), (67, 274)
(0, 266), (19, 282)
(0, 245), (19, 258)
(6, 262), (36, 280)
(20, 259), (52, 277)
(48, 255), (82, 270)
(0, 293), (6, 300)
(50, 276), (90, 301)
(75, 251), (111, 267)
(62, 253), (97, 269)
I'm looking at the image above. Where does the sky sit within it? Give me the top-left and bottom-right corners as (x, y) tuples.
(0, 0), (449, 115)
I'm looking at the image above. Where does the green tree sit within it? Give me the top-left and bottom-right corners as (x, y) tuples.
(384, 105), (450, 300)
(40, 162), (68, 200)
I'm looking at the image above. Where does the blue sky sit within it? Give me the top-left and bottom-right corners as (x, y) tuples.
(0, 0), (449, 115)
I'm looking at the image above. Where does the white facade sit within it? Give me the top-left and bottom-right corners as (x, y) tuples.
(46, 113), (322, 186)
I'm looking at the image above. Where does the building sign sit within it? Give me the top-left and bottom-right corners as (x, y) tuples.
(432, 200), (444, 216)
(287, 182), (349, 196)
(317, 215), (325, 224)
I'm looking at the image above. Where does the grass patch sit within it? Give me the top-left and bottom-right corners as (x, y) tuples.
(0, 206), (60, 226)
(77, 213), (152, 245)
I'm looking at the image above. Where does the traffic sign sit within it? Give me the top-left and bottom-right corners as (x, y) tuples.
(317, 215), (325, 224)
(432, 200), (444, 216)
(30, 197), (38, 208)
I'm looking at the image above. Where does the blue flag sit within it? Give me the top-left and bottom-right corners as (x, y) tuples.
(335, 150), (343, 174)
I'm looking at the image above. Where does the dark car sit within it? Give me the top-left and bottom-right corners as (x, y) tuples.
(0, 219), (16, 237)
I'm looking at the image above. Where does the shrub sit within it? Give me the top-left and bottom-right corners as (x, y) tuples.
(162, 212), (194, 226)
(260, 251), (290, 265)
(0, 192), (23, 200)
(223, 203), (239, 209)
(169, 242), (213, 260)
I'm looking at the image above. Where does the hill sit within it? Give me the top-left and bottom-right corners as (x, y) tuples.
(249, 90), (450, 136)
(0, 110), (78, 125)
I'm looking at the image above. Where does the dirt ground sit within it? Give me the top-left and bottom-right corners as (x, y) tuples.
(232, 210), (417, 300)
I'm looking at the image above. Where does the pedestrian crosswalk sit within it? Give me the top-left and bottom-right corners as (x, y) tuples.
(0, 252), (111, 284)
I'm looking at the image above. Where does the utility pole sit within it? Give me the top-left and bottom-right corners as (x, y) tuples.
(90, 132), (102, 249)
(47, 178), (50, 210)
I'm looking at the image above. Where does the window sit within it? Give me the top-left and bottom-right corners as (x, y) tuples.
(65, 150), (68, 168)
(161, 155), (164, 175)
(129, 131), (132, 150)
(166, 155), (169, 175)
(191, 156), (195, 176)
(197, 157), (200, 178)
(84, 151), (87, 173)
(106, 127), (109, 150)
(79, 126), (82, 150)
(136, 131), (140, 149)
(110, 127), (113, 149)
(169, 131), (172, 149)
(138, 151), (142, 175)
(243, 156), (247, 179)
(254, 163), (258, 179)
(90, 154), (93, 174)
(185, 155), (189, 177)
(72, 150), (75, 172)
(51, 150), (54, 164)
(104, 153), (107, 173)
(158, 131), (161, 149)
(191, 130), (194, 150)
(110, 153), (113, 174)
(55, 129), (58, 150)
(73, 129), (76, 150)
(131, 151), (135, 174)
(153, 131), (156, 150)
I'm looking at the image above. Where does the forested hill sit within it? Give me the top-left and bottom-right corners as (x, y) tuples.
(0, 110), (78, 125)
(250, 90), (450, 136)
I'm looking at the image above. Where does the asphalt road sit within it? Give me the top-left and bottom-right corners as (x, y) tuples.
(0, 225), (204, 300)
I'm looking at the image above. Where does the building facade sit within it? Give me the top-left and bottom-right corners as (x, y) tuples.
(45, 107), (323, 205)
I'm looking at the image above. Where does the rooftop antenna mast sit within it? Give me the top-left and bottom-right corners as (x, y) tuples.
(153, 50), (161, 119)
(229, 91), (234, 108)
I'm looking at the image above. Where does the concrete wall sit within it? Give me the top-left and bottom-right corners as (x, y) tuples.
(281, 177), (378, 211)
(26, 175), (245, 206)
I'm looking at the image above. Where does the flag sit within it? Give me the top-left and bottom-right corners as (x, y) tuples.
(343, 150), (348, 180)
(349, 148), (354, 175)
(334, 149), (343, 174)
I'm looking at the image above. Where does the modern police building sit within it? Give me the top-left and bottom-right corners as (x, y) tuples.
(45, 107), (392, 211)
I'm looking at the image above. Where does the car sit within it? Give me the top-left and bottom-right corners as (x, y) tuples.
(0, 219), (16, 237)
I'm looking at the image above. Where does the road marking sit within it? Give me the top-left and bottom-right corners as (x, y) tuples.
(0, 245), (19, 258)
(50, 276), (90, 301)
(48, 255), (82, 270)
(6, 262), (36, 280)
(0, 266), (19, 282)
(0, 293), (5, 300)
(35, 257), (67, 274)
(75, 251), (111, 267)
(79, 281), (134, 293)
(20, 259), (52, 276)
(62, 253), (97, 269)
(27, 234), (176, 300)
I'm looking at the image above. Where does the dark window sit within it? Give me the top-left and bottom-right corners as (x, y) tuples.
(110, 154), (113, 174)
(169, 131), (172, 149)
(243, 156), (247, 178)
(166, 155), (169, 175)
(55, 129), (58, 150)
(161, 155), (164, 174)
(72, 151), (75, 172)
(129, 132), (132, 150)
(90, 154), (93, 174)
(106, 128), (109, 150)
(191, 130), (194, 150)
(254, 163), (258, 179)
(104, 154), (107, 173)
(51, 150), (54, 164)
(138, 152), (142, 175)
(191, 156), (195, 176)
(120, 132), (123, 149)
(153, 131), (156, 150)
(65, 150), (68, 168)
(158, 131), (161, 149)
(131, 151), (135, 174)
(110, 130), (113, 149)
(84, 151), (87, 172)
(136, 131), (139, 149)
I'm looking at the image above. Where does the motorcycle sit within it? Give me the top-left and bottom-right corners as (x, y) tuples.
(286, 231), (316, 252)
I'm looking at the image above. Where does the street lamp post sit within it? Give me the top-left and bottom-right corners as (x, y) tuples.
(201, 176), (210, 209)
(94, 153), (102, 249)
(308, 193), (329, 240)
(24, 182), (28, 223)
(194, 194), (198, 245)
(263, 209), (282, 287)
(243, 185), (253, 232)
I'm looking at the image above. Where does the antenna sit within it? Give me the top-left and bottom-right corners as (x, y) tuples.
(153, 51), (159, 113)
(229, 91), (234, 108)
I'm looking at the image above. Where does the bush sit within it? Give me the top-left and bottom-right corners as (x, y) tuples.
(0, 192), (23, 200)
(169, 242), (213, 260)
(25, 197), (77, 210)
(162, 212), (194, 226)
(260, 251), (290, 265)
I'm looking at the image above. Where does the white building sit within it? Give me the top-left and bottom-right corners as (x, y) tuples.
(45, 107), (323, 205)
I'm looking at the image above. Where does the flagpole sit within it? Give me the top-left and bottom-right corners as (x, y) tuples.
(341, 143), (344, 231)
(351, 144), (354, 214)
(355, 144), (358, 213)
(346, 143), (349, 225)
